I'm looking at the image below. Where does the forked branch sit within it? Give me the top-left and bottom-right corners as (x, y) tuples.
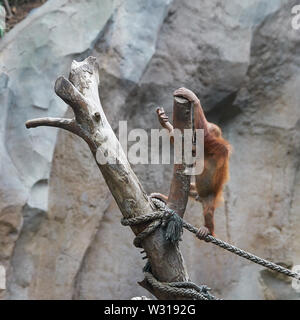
(25, 56), (193, 299)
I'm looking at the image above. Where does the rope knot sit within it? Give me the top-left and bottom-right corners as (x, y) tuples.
(151, 197), (183, 244)
(144, 272), (219, 300)
(121, 194), (300, 298)
(120, 197), (184, 248)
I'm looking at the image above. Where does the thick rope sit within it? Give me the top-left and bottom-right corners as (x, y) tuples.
(121, 197), (300, 299)
(144, 272), (218, 300)
(121, 211), (165, 248)
(121, 204), (218, 300)
(151, 198), (300, 281)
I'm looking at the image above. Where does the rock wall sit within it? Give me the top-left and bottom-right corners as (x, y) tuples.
(0, 0), (299, 299)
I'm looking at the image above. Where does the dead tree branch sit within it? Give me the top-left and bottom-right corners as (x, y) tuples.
(25, 56), (193, 300)
(166, 97), (192, 218)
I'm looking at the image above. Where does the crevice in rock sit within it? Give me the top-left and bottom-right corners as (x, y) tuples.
(71, 197), (113, 300)
(206, 91), (239, 126)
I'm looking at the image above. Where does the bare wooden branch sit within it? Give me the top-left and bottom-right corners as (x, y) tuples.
(25, 56), (192, 299)
(26, 117), (74, 130)
(156, 97), (192, 218)
(25, 117), (96, 151)
(166, 96), (192, 218)
(54, 77), (94, 131)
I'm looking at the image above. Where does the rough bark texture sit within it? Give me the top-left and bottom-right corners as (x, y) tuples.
(26, 56), (192, 300)
(167, 97), (192, 218)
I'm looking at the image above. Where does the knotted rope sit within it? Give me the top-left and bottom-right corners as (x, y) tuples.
(144, 272), (217, 300)
(151, 198), (300, 281)
(121, 197), (300, 299)
(121, 199), (218, 300)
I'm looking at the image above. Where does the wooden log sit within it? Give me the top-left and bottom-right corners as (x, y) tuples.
(167, 96), (192, 218)
(26, 56), (193, 299)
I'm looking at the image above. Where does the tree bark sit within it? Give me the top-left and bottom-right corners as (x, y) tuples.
(26, 56), (193, 300)
(167, 96), (192, 218)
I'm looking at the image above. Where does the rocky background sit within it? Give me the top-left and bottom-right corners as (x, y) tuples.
(0, 0), (299, 299)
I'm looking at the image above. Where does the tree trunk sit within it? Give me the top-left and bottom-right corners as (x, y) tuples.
(26, 56), (193, 299)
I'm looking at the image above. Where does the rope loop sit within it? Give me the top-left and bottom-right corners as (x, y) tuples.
(121, 198), (183, 248)
(121, 195), (300, 299)
(144, 272), (219, 300)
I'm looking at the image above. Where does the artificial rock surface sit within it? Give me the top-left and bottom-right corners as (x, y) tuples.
(0, 0), (299, 299)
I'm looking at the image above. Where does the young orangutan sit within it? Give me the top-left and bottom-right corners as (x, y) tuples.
(152, 87), (231, 239)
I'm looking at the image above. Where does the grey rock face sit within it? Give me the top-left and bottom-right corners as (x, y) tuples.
(0, 0), (114, 299)
(0, 0), (299, 299)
